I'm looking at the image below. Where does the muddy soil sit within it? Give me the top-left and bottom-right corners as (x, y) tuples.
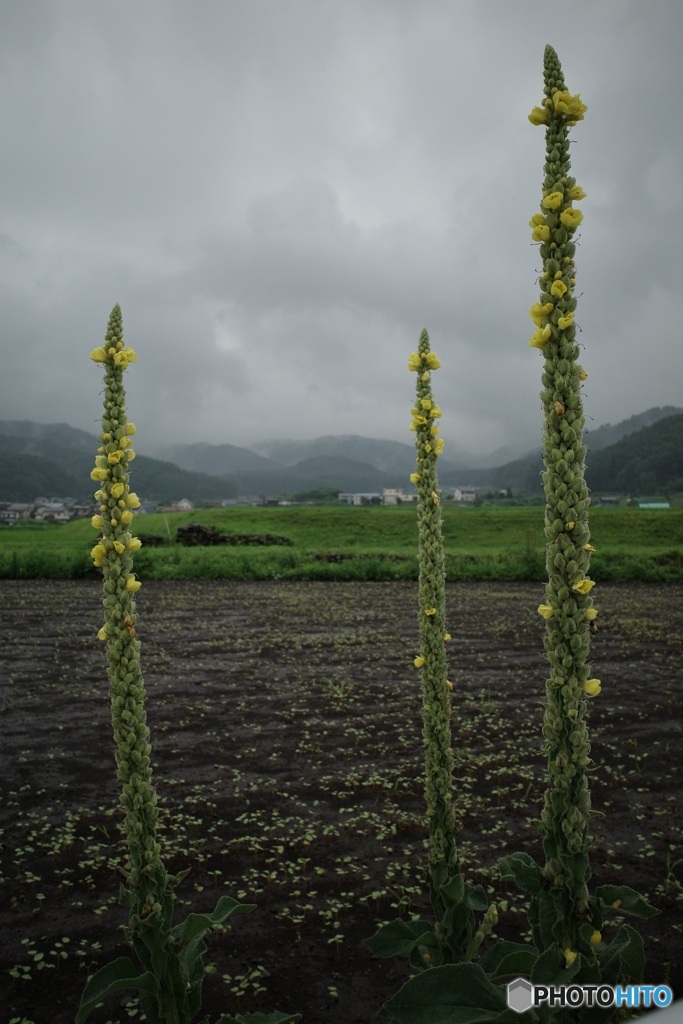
(1, 580), (682, 1023)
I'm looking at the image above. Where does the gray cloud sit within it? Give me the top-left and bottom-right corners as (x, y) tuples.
(1, 0), (682, 463)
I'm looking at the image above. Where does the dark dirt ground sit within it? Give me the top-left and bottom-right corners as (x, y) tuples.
(1, 580), (682, 1024)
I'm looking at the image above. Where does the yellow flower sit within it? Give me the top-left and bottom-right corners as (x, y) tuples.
(560, 208), (583, 230)
(445, 681), (453, 691)
(430, 424), (439, 437)
(550, 279), (568, 298)
(123, 347), (138, 363)
(126, 537), (142, 552)
(91, 514), (103, 530)
(566, 521), (575, 530)
(583, 678), (602, 697)
(127, 450), (136, 461)
(554, 91), (588, 120)
(91, 543), (106, 563)
(124, 422), (137, 435)
(567, 94), (588, 120)
(421, 371), (430, 382)
(97, 626), (109, 641)
(542, 191), (564, 211)
(433, 438), (444, 455)
(585, 608), (598, 621)
(557, 312), (574, 331)
(529, 301), (554, 326)
(554, 401), (565, 416)
(425, 352), (441, 370)
(90, 467), (109, 481)
(579, 367), (588, 381)
(120, 509), (134, 525)
(414, 656), (426, 668)
(444, 633), (452, 641)
(564, 949), (578, 968)
(90, 346), (109, 363)
(424, 442), (432, 453)
(531, 223), (551, 242)
(408, 352), (422, 371)
(420, 399), (432, 411)
(126, 493), (141, 509)
(529, 324), (552, 349)
(111, 482), (125, 499)
(528, 105), (549, 126)
(413, 415), (428, 426)
(590, 930), (602, 946)
(113, 351), (129, 369)
(582, 543), (595, 552)
(113, 541), (125, 554)
(410, 473), (421, 484)
(431, 491), (440, 505)
(568, 186), (587, 201)
(529, 213), (545, 228)
(125, 577), (142, 592)
(107, 450), (124, 465)
(430, 405), (442, 418)
(424, 607), (437, 616)
(118, 436), (133, 449)
(572, 578), (595, 595)
(537, 604), (554, 619)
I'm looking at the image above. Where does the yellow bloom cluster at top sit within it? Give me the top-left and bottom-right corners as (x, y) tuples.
(408, 350), (441, 372)
(91, 344), (139, 371)
(408, 348), (445, 455)
(89, 315), (144, 610)
(529, 89), (588, 126)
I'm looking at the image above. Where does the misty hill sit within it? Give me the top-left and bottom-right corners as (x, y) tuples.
(160, 441), (280, 476)
(475, 409), (683, 495)
(2, 406), (682, 502)
(0, 419), (100, 454)
(213, 456), (400, 496)
(162, 434), (472, 492)
(587, 413), (683, 494)
(0, 424), (238, 503)
(584, 406), (682, 452)
(252, 434), (474, 475)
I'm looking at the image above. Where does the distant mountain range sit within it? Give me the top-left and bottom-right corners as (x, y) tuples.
(0, 405), (681, 503)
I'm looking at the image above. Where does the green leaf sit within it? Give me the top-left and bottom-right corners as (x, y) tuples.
(75, 957), (158, 1024)
(172, 896), (255, 943)
(479, 941), (538, 980)
(409, 930), (444, 971)
(382, 963), (508, 1024)
(365, 918), (434, 959)
(497, 853), (543, 896)
(600, 924), (645, 983)
(533, 891), (560, 949)
(464, 884), (489, 912)
(530, 945), (581, 989)
(595, 885), (658, 919)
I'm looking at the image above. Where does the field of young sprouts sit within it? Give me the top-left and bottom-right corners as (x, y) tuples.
(1, 579), (682, 1023)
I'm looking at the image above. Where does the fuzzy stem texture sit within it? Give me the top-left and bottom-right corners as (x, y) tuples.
(528, 46), (597, 963)
(90, 306), (168, 918)
(409, 330), (462, 956)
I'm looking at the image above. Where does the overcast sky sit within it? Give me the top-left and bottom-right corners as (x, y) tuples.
(2, 0), (682, 462)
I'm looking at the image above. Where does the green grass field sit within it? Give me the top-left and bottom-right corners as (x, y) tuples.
(2, 505), (682, 581)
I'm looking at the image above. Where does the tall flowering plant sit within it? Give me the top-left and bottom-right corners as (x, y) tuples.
(366, 330), (501, 1022)
(496, 45), (656, 1008)
(78, 306), (299, 1024)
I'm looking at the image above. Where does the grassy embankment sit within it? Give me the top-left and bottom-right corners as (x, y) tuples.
(1, 505), (682, 581)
